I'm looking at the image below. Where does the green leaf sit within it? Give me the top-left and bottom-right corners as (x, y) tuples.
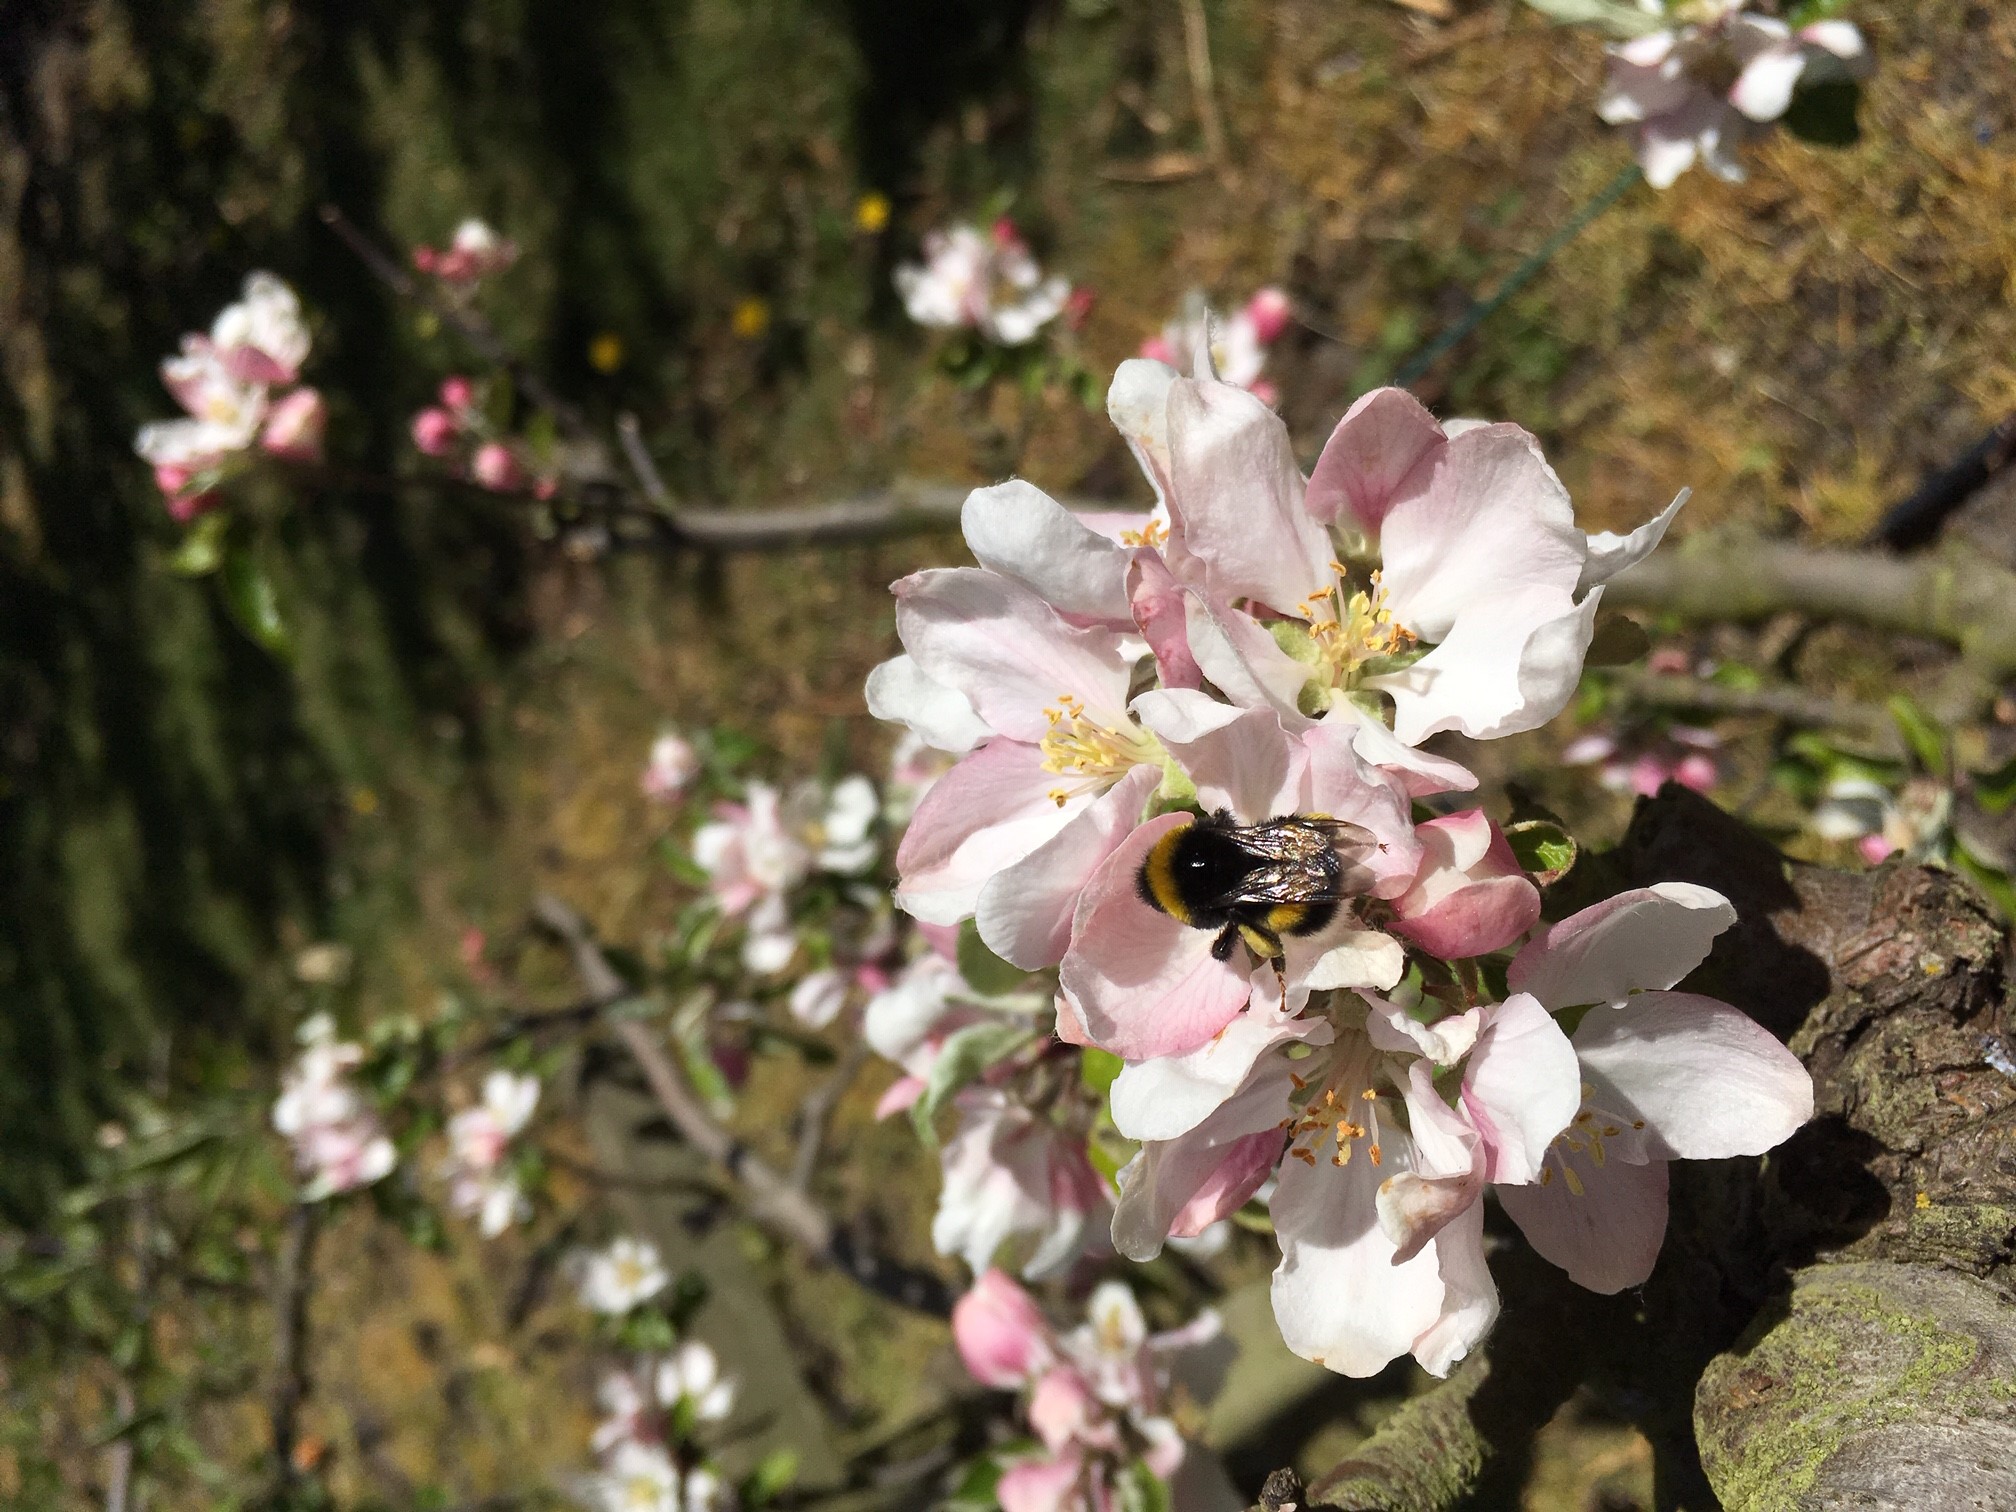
(166, 511), (229, 576)
(1080, 1047), (1124, 1096)
(218, 544), (292, 659)
(1954, 846), (2016, 923)
(1519, 0), (1666, 38)
(1506, 817), (1578, 888)
(1116, 1460), (1174, 1512)
(1973, 755), (2016, 815)
(740, 1448), (799, 1508)
(910, 1020), (1036, 1144)
(1782, 79), (1861, 147)
(944, 1454), (1006, 1512)
(1584, 614), (1651, 668)
(956, 918), (1030, 996)
(1887, 695), (1949, 776)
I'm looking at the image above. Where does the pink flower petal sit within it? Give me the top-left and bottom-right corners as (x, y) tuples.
(1306, 387), (1447, 531)
(1508, 881), (1736, 1010)
(1459, 994), (1582, 1186)
(1127, 551), (1202, 690)
(1058, 815), (1252, 1061)
(1164, 378), (1333, 617)
(1133, 691), (1297, 821)
(1571, 990), (1812, 1160)
(953, 1268), (1055, 1386)
(894, 738), (1085, 925)
(977, 764), (1160, 969)
(1391, 810), (1540, 958)
(894, 567), (1134, 741)
(963, 480), (1135, 623)
(1498, 1154), (1670, 1295)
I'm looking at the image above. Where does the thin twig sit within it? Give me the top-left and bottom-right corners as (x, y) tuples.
(531, 893), (954, 1317)
(1178, 0), (1230, 172)
(319, 205), (593, 444)
(1611, 670), (1903, 752)
(1868, 412), (2016, 551)
(791, 1043), (870, 1194)
(269, 1201), (320, 1491)
(617, 413), (678, 516)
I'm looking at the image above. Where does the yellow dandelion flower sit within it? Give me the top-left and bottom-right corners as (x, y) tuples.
(731, 297), (771, 340)
(854, 191), (891, 235)
(587, 332), (624, 373)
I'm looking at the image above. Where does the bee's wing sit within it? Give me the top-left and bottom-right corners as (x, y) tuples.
(1204, 818), (1382, 908)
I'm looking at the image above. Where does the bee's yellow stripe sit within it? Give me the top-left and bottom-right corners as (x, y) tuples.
(1141, 822), (1195, 924)
(1237, 923), (1284, 960)
(1262, 902), (1313, 936)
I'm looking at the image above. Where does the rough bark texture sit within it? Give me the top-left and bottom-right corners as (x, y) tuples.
(1280, 786), (2016, 1512)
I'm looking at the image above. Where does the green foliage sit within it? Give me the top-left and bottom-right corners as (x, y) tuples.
(910, 1019), (1039, 1144)
(956, 917), (1032, 997)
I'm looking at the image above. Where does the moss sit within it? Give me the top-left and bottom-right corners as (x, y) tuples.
(1698, 1265), (2014, 1512)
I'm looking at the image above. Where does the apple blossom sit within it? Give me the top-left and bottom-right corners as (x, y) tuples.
(440, 1069), (540, 1237)
(1598, 6), (1873, 188)
(1389, 810), (1541, 959)
(641, 731), (702, 804)
(271, 1014), (397, 1201)
(895, 220), (1073, 345)
(573, 1440), (720, 1512)
(933, 1086), (1110, 1280)
(258, 386), (327, 462)
(1480, 883), (1813, 1293)
(208, 272), (312, 386)
(413, 218), (519, 285)
(1564, 722), (1722, 797)
(656, 1340), (736, 1424)
(953, 1270), (1240, 1512)
(1140, 287), (1290, 402)
(575, 1236), (672, 1315)
(411, 407), (460, 455)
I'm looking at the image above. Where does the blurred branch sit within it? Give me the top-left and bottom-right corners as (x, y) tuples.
(1611, 670), (1903, 752)
(1868, 411), (2016, 550)
(1178, 0), (1230, 172)
(791, 1042), (869, 1193)
(269, 1200), (319, 1494)
(531, 893), (954, 1317)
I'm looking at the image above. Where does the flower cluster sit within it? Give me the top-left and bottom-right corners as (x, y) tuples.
(134, 273), (325, 521)
(953, 1271), (1238, 1512)
(1599, 2), (1872, 188)
(867, 358), (1814, 1376)
(576, 1235), (673, 1316)
(577, 1341), (735, 1512)
(440, 1069), (541, 1237)
(692, 773), (882, 976)
(1140, 288), (1291, 404)
(1564, 720), (1721, 798)
(271, 1014), (396, 1201)
(643, 730), (704, 805)
(409, 374), (557, 497)
(412, 218), (519, 287)
(895, 219), (1074, 347)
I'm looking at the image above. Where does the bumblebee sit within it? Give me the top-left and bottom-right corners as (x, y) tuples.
(1136, 810), (1380, 964)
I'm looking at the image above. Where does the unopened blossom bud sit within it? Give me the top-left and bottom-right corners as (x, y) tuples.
(952, 1268), (1053, 1388)
(1063, 286), (1098, 331)
(1027, 1366), (1100, 1451)
(471, 442), (523, 492)
(1391, 810), (1541, 960)
(411, 408), (460, 456)
(990, 215), (1022, 249)
(642, 730), (701, 804)
(164, 484), (221, 525)
(411, 245), (440, 273)
(438, 375), (476, 413)
(259, 387), (327, 462)
(1244, 286), (1292, 344)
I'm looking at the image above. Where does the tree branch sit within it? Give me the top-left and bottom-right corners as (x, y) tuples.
(1610, 669), (1903, 751)
(530, 893), (954, 1317)
(269, 1200), (319, 1493)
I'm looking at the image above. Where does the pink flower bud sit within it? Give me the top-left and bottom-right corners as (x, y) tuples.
(1027, 1368), (1100, 1451)
(411, 246), (439, 273)
(952, 1269), (1053, 1388)
(1244, 286), (1292, 344)
(1857, 833), (1897, 865)
(1674, 753), (1720, 793)
(1391, 810), (1541, 959)
(470, 442), (523, 492)
(997, 1454), (1086, 1512)
(990, 215), (1022, 249)
(438, 376), (476, 413)
(1139, 335), (1174, 365)
(165, 488), (221, 525)
(410, 408), (460, 456)
(1063, 286), (1097, 331)
(153, 463), (196, 497)
(259, 387), (326, 462)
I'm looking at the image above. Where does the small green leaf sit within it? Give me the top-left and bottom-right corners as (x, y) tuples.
(1954, 846), (2016, 923)
(1887, 695), (1949, 776)
(1782, 79), (1861, 148)
(910, 1020), (1036, 1144)
(1269, 619), (1318, 666)
(740, 1448), (799, 1508)
(167, 511), (229, 576)
(956, 918), (1030, 997)
(1506, 818), (1578, 888)
(944, 1454), (1006, 1512)
(1972, 755), (2016, 815)
(1080, 1047), (1124, 1096)
(1116, 1460), (1173, 1512)
(219, 544), (292, 659)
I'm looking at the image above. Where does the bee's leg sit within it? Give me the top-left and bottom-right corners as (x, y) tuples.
(1210, 924), (1241, 961)
(1235, 923), (1290, 1001)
